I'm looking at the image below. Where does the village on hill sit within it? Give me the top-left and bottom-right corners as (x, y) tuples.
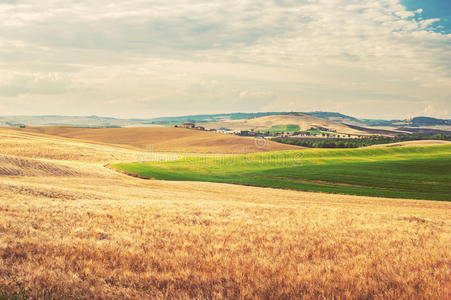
(176, 121), (383, 139)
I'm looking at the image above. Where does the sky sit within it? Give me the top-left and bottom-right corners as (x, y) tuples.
(0, 0), (450, 119)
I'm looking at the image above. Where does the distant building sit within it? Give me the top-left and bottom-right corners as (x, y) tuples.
(217, 127), (232, 133)
(238, 129), (258, 136)
(183, 122), (195, 129)
(195, 126), (205, 131)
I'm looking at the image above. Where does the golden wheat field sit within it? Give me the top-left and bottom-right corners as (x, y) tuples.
(0, 127), (450, 299)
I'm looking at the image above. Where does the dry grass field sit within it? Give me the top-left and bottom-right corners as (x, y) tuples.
(16, 126), (301, 154)
(0, 128), (450, 299)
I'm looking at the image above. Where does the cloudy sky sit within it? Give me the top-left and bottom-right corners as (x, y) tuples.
(0, 0), (450, 119)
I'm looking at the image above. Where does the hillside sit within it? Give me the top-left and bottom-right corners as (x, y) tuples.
(204, 114), (380, 135)
(304, 112), (365, 126)
(113, 144), (451, 201)
(16, 126), (301, 153)
(0, 128), (174, 163)
(0, 154), (85, 177)
(0, 127), (450, 299)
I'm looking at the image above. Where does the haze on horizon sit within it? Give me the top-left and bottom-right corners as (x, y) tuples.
(0, 0), (450, 120)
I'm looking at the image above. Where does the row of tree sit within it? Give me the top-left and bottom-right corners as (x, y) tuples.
(273, 133), (451, 148)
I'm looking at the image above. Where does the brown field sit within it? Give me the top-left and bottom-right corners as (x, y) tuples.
(204, 114), (373, 135)
(15, 126), (301, 154)
(0, 129), (450, 299)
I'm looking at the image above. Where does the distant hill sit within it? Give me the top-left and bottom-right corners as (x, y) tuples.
(303, 112), (403, 127)
(1, 113), (449, 129)
(134, 112), (289, 124)
(0, 115), (142, 127)
(304, 112), (451, 128)
(303, 112), (364, 126)
(0, 113), (290, 127)
(409, 117), (451, 127)
(146, 112), (451, 128)
(141, 111), (397, 127)
(202, 113), (388, 136)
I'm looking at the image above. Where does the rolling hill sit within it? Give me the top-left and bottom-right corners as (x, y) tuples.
(306, 112), (451, 128)
(15, 126), (301, 153)
(203, 113), (384, 135)
(0, 115), (145, 127)
(113, 144), (451, 201)
(134, 112), (288, 124)
(0, 154), (85, 177)
(1, 113), (450, 131)
(141, 112), (451, 128)
(1, 124), (450, 299)
(304, 112), (365, 126)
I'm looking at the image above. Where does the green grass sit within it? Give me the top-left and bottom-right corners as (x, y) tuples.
(268, 124), (300, 133)
(112, 145), (451, 201)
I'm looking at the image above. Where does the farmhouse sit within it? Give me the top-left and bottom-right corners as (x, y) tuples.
(178, 122), (205, 130)
(238, 129), (257, 136)
(183, 122), (195, 129)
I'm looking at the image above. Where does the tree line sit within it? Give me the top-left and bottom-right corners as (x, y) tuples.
(273, 133), (451, 148)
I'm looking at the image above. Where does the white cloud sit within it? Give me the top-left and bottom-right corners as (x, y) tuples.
(239, 91), (249, 99)
(0, 0), (449, 119)
(419, 18), (441, 29)
(409, 103), (450, 119)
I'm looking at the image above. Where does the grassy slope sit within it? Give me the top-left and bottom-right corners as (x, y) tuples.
(112, 145), (451, 201)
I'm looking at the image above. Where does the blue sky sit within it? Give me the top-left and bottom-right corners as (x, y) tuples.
(0, 0), (450, 119)
(402, 0), (451, 33)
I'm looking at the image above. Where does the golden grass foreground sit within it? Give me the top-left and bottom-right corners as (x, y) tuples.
(0, 128), (450, 299)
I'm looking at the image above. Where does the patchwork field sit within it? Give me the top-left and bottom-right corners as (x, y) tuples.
(0, 128), (450, 299)
(112, 145), (451, 201)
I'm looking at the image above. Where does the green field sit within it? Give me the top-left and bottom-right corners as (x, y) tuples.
(268, 124), (300, 133)
(112, 145), (451, 201)
(306, 129), (331, 136)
